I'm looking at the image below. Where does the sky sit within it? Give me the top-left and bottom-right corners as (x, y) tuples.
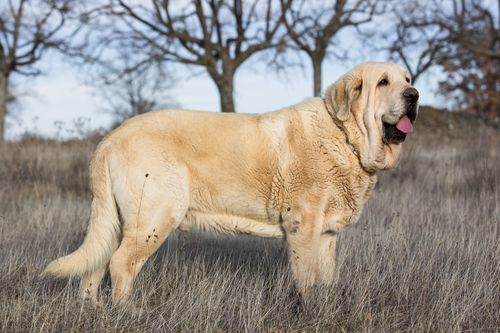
(7, 0), (498, 141)
(6, 50), (440, 140)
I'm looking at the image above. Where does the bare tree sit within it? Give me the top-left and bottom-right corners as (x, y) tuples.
(79, 0), (290, 113)
(103, 74), (168, 124)
(281, 0), (383, 96)
(0, 0), (71, 142)
(97, 61), (177, 127)
(387, 0), (499, 120)
(383, 2), (447, 84)
(435, 0), (499, 121)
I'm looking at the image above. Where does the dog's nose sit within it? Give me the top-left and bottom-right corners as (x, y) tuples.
(403, 87), (419, 102)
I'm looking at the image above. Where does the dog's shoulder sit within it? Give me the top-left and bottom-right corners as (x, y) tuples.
(293, 97), (327, 114)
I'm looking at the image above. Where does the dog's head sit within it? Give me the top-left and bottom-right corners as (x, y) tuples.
(324, 62), (419, 171)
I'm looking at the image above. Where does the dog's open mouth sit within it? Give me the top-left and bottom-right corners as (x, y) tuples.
(383, 114), (414, 145)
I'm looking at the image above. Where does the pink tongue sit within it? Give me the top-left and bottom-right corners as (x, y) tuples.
(396, 115), (413, 134)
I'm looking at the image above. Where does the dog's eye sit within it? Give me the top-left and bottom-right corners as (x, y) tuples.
(405, 77), (410, 83)
(378, 78), (389, 86)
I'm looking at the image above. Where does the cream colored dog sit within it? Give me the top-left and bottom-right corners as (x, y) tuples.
(44, 62), (419, 304)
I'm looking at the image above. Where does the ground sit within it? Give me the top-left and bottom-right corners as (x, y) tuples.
(0, 108), (498, 332)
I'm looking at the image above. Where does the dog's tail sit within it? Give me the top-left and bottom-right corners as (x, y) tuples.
(43, 146), (121, 277)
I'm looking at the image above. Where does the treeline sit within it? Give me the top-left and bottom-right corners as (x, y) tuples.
(0, 0), (498, 141)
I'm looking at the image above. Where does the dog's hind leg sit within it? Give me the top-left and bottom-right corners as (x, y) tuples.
(109, 206), (186, 305)
(79, 264), (108, 303)
(109, 170), (189, 305)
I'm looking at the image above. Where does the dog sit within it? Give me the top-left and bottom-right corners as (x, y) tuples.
(43, 62), (419, 304)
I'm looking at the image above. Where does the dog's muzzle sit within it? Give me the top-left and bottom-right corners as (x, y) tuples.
(383, 87), (419, 144)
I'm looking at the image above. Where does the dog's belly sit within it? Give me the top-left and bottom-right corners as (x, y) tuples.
(179, 210), (284, 238)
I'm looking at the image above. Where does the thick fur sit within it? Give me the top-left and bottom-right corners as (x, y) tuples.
(43, 148), (121, 277)
(43, 62), (418, 304)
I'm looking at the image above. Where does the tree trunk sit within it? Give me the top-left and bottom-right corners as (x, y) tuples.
(215, 74), (236, 113)
(0, 74), (7, 144)
(312, 58), (323, 97)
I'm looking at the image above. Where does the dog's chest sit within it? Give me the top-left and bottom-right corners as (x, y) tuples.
(278, 153), (376, 232)
(322, 171), (376, 232)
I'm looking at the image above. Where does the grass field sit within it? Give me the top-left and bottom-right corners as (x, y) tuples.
(0, 110), (499, 332)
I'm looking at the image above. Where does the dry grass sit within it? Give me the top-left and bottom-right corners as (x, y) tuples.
(0, 114), (499, 332)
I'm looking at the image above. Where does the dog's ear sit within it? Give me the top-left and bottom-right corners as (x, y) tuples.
(324, 72), (362, 121)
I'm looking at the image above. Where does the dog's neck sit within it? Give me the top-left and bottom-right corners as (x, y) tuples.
(320, 106), (375, 175)
(333, 118), (360, 158)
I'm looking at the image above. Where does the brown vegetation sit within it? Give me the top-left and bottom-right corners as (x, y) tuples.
(0, 110), (498, 332)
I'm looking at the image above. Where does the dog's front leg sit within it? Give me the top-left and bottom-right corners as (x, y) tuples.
(283, 209), (325, 295)
(316, 232), (337, 286)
